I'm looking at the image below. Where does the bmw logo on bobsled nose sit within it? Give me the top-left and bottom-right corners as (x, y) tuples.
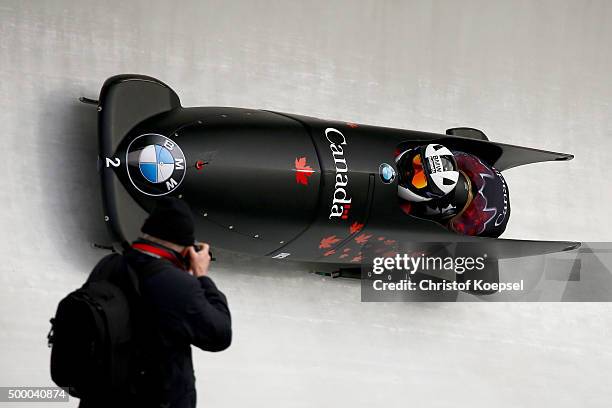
(126, 133), (186, 196)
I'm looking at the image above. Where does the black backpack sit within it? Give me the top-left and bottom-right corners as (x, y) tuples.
(48, 253), (160, 400)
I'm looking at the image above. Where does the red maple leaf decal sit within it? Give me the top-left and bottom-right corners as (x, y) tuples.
(319, 235), (341, 249)
(349, 222), (364, 234)
(324, 250), (336, 257)
(294, 157), (315, 185)
(354, 233), (372, 245)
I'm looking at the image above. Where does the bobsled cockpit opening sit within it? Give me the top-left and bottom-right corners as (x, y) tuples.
(395, 141), (510, 239)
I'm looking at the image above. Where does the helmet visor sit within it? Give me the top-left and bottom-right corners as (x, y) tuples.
(411, 154), (428, 189)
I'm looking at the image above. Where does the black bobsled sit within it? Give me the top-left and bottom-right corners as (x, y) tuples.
(93, 74), (579, 268)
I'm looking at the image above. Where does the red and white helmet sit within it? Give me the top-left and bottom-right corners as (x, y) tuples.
(396, 144), (459, 202)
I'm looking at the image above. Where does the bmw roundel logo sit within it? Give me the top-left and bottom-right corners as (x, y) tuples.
(126, 134), (186, 196)
(379, 163), (396, 184)
(139, 144), (175, 183)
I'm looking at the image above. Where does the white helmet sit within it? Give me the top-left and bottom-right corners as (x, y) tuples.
(396, 144), (459, 202)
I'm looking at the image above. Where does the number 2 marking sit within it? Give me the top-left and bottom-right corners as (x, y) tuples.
(105, 157), (120, 168)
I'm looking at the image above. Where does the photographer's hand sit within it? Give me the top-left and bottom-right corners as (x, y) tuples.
(188, 243), (211, 278)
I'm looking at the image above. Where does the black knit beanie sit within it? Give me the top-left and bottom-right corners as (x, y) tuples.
(141, 198), (195, 246)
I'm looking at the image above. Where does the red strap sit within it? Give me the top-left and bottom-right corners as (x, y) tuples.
(132, 242), (185, 269)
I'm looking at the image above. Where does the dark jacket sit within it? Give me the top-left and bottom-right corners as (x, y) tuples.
(80, 249), (232, 408)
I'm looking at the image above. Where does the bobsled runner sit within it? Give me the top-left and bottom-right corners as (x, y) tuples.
(92, 74), (579, 273)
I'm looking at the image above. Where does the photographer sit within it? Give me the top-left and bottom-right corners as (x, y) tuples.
(80, 198), (232, 408)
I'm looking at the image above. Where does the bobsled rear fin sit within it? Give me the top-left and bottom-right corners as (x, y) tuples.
(454, 237), (581, 259)
(487, 141), (573, 171)
(98, 75), (181, 247)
